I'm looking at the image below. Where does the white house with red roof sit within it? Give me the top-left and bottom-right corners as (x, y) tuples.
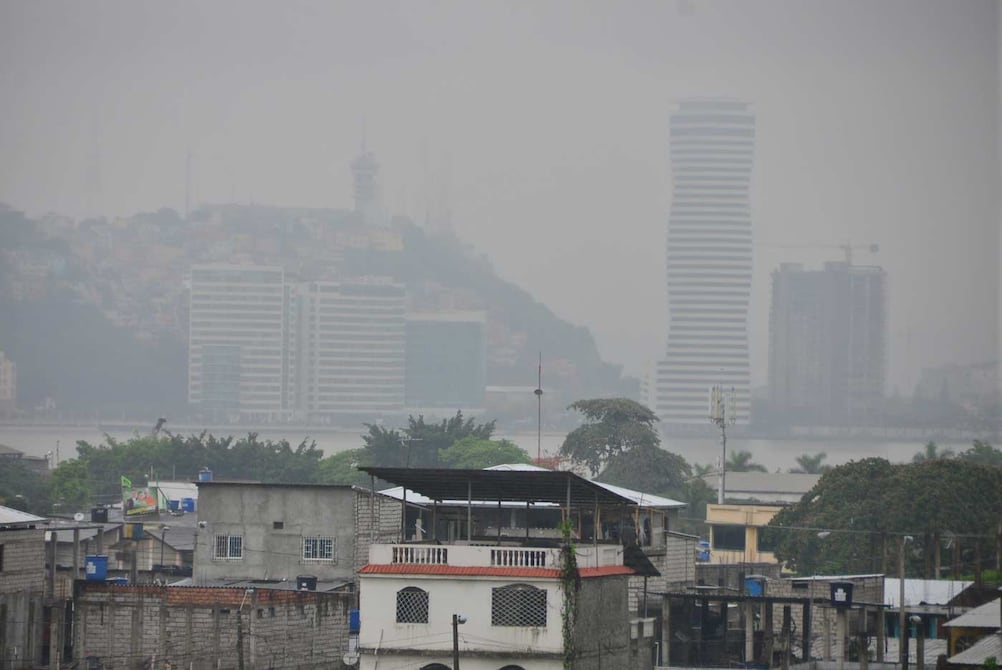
(356, 466), (660, 670)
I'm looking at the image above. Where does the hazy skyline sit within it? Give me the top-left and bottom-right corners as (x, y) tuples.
(1, 1), (999, 395)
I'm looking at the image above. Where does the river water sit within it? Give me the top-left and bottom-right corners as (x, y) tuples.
(0, 423), (975, 473)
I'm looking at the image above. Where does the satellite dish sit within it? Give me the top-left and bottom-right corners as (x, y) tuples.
(74, 512), (85, 522)
(342, 652), (359, 666)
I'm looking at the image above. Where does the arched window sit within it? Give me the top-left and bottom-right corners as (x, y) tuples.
(491, 584), (547, 627)
(396, 586), (429, 624)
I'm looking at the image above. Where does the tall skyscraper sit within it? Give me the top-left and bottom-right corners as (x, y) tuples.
(768, 261), (887, 425)
(188, 265), (287, 419)
(655, 99), (755, 425)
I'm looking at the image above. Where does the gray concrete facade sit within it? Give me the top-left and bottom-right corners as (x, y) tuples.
(193, 482), (359, 583)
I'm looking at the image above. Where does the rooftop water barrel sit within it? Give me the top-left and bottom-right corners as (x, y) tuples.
(166, 500), (180, 512)
(198, 468), (214, 482)
(181, 498), (196, 512)
(297, 575), (318, 591)
(90, 507), (109, 523)
(85, 555), (108, 580)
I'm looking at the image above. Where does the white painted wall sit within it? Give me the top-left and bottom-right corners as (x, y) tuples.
(359, 574), (565, 662)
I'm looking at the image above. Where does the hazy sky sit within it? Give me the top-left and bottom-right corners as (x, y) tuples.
(1, 1), (999, 393)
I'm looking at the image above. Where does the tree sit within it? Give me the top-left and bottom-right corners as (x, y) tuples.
(790, 452), (829, 474)
(48, 459), (93, 513)
(439, 436), (531, 469)
(559, 398), (660, 476)
(958, 440), (1002, 467)
(727, 450), (767, 473)
(768, 458), (1002, 575)
(913, 441), (953, 463)
(596, 446), (691, 496)
(317, 449), (371, 487)
(360, 411), (498, 468)
(360, 424), (407, 467)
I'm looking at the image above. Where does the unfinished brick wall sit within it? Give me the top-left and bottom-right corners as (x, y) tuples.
(74, 583), (354, 670)
(352, 489), (402, 573)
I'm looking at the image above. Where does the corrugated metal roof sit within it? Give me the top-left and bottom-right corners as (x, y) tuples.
(948, 633), (1002, 666)
(945, 597), (1001, 629)
(374, 463), (685, 509)
(884, 578), (973, 608)
(359, 564), (634, 579)
(361, 466), (635, 507)
(0, 504), (46, 526)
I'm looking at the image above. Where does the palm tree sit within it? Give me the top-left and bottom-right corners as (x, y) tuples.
(726, 450), (767, 472)
(791, 452), (829, 474)
(912, 441), (953, 464)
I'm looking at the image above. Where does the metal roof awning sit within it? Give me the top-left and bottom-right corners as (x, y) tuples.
(358, 467), (637, 507)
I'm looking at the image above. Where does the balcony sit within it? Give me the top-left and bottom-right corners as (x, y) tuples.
(369, 542), (624, 569)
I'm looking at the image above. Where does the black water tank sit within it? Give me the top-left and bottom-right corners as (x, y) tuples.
(296, 575), (318, 591)
(91, 507), (109, 523)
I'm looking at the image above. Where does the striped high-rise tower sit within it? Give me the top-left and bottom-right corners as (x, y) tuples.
(655, 99), (755, 425)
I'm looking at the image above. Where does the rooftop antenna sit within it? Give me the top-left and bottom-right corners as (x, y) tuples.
(534, 352), (543, 462)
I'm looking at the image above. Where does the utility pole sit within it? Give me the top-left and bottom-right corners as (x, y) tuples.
(534, 352), (543, 463)
(899, 536), (913, 670)
(709, 385), (736, 504)
(452, 613), (466, 669)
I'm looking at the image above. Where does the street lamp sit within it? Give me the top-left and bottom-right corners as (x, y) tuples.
(452, 613), (467, 670)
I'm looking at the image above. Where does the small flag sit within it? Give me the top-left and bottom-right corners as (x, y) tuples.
(121, 475), (132, 489)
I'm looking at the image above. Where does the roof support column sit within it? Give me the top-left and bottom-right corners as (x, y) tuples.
(466, 481), (472, 542)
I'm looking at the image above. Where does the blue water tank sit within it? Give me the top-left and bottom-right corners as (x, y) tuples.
(198, 468), (214, 482)
(85, 555), (108, 580)
(167, 500), (180, 512)
(745, 576), (766, 596)
(181, 498), (196, 512)
(349, 609), (360, 634)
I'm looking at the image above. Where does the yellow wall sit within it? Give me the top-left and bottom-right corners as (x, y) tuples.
(705, 504), (782, 564)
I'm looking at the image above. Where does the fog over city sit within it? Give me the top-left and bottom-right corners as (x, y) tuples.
(1, 0), (999, 396)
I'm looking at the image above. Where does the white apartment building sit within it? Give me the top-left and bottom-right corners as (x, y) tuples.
(188, 265), (286, 418)
(356, 467), (661, 670)
(290, 278), (406, 418)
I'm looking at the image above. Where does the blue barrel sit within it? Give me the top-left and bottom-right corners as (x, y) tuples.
(198, 468), (214, 482)
(85, 555), (108, 580)
(181, 498), (196, 512)
(167, 500), (180, 512)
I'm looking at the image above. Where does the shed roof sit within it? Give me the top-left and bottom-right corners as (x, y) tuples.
(947, 634), (1002, 666)
(945, 597), (1001, 629)
(375, 463), (685, 509)
(0, 504), (47, 527)
(884, 578), (973, 608)
(358, 466), (638, 507)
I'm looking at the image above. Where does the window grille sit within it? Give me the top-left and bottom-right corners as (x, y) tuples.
(213, 535), (243, 559)
(396, 587), (429, 624)
(491, 584), (546, 627)
(302, 536), (335, 561)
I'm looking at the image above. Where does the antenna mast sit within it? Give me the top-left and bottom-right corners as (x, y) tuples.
(534, 352), (543, 462)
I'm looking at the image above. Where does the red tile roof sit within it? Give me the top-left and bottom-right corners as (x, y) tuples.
(358, 564), (634, 578)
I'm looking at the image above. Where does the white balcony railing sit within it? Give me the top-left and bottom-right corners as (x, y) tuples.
(372, 543), (623, 570)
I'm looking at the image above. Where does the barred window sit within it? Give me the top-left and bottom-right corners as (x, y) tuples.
(396, 587), (429, 624)
(491, 584), (547, 627)
(214, 535), (243, 559)
(302, 536), (335, 561)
